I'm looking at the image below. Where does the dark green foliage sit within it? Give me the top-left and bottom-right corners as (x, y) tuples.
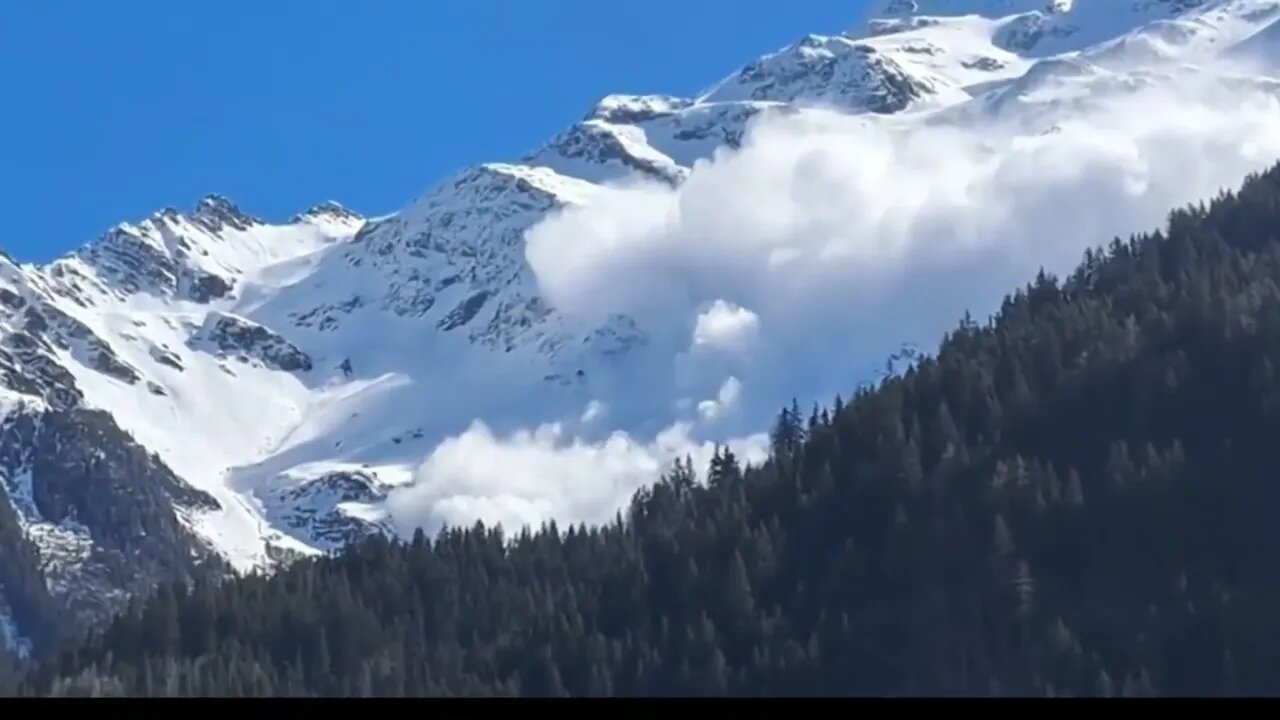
(21, 163), (1280, 696)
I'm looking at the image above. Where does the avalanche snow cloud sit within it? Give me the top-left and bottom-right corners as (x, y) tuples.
(17, 1), (1280, 637)
(391, 60), (1280, 536)
(389, 420), (768, 536)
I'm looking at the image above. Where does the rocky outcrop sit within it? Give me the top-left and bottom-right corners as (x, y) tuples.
(0, 406), (224, 650)
(0, 332), (82, 411)
(191, 194), (261, 234)
(289, 295), (365, 332)
(703, 35), (934, 113)
(190, 312), (313, 372)
(260, 471), (393, 549)
(524, 121), (687, 186)
(185, 271), (234, 303)
(290, 201), (364, 226)
(437, 290), (492, 332)
(65, 198), (248, 306)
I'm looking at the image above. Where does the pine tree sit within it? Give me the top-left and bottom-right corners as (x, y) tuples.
(722, 550), (755, 626)
(27, 162), (1280, 699)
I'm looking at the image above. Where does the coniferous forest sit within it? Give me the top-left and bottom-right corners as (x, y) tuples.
(14, 163), (1280, 697)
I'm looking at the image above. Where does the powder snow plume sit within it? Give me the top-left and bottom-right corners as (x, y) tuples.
(389, 59), (1280, 536)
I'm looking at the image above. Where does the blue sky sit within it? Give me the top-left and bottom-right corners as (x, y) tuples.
(0, 0), (871, 263)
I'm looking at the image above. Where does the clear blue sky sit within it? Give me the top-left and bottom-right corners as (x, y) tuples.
(0, 0), (872, 263)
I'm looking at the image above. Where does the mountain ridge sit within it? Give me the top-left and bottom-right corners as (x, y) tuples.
(5, 0), (1280, 655)
(29, 153), (1280, 698)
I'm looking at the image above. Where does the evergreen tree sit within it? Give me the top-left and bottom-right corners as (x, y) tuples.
(17, 163), (1280, 697)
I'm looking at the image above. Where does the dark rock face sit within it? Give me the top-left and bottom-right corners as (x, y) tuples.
(69, 203), (240, 306)
(77, 227), (182, 298)
(24, 303), (142, 386)
(437, 291), (492, 332)
(149, 345), (185, 372)
(0, 332), (83, 411)
(289, 295), (365, 332)
(868, 16), (942, 37)
(0, 406), (226, 651)
(191, 312), (313, 372)
(585, 95), (691, 124)
(191, 195), (261, 234)
(262, 471), (393, 548)
(670, 104), (770, 150)
(13, 409), (220, 526)
(530, 122), (686, 186)
(88, 348), (142, 385)
(0, 289), (25, 311)
(963, 56), (1006, 71)
(290, 201), (363, 225)
(724, 38), (932, 114)
(185, 272), (234, 303)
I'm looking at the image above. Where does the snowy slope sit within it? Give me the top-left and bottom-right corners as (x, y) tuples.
(6, 0), (1280, 650)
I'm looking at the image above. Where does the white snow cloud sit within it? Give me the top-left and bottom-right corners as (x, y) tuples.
(698, 376), (744, 423)
(391, 59), (1280, 538)
(525, 63), (1280, 426)
(692, 301), (761, 354)
(388, 420), (768, 536)
(580, 399), (608, 424)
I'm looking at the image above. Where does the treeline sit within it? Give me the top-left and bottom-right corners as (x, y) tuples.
(22, 162), (1280, 697)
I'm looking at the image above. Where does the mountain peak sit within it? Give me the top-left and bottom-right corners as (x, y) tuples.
(862, 0), (1213, 58)
(585, 94), (692, 124)
(5, 0), (1279, 654)
(700, 33), (936, 112)
(194, 193), (239, 215)
(290, 200), (363, 224)
(871, 0), (1068, 18)
(192, 194), (259, 232)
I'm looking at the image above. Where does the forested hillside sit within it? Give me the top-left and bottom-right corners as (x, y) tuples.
(21, 162), (1280, 697)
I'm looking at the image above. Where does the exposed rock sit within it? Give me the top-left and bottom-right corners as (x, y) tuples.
(585, 94), (692, 124)
(0, 289), (25, 311)
(868, 16), (942, 37)
(148, 345), (185, 372)
(524, 121), (687, 186)
(437, 290), (492, 332)
(260, 471), (393, 549)
(89, 348), (141, 385)
(190, 312), (312, 372)
(0, 333), (83, 410)
(290, 201), (363, 225)
(963, 56), (1007, 71)
(185, 271), (234, 303)
(0, 406), (224, 649)
(191, 194), (260, 233)
(75, 226), (182, 298)
(705, 35), (933, 113)
(289, 295), (365, 332)
(33, 304), (141, 385)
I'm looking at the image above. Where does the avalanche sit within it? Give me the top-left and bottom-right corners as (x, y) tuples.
(4, 0), (1280, 615)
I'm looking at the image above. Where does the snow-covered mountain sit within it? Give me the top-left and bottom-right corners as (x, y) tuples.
(7, 0), (1280, 654)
